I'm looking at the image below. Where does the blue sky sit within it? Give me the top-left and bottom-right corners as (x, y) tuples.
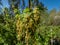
(2, 0), (60, 11)
(40, 0), (60, 11)
(2, 0), (9, 8)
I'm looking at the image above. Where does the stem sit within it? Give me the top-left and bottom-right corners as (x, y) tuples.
(25, 29), (29, 45)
